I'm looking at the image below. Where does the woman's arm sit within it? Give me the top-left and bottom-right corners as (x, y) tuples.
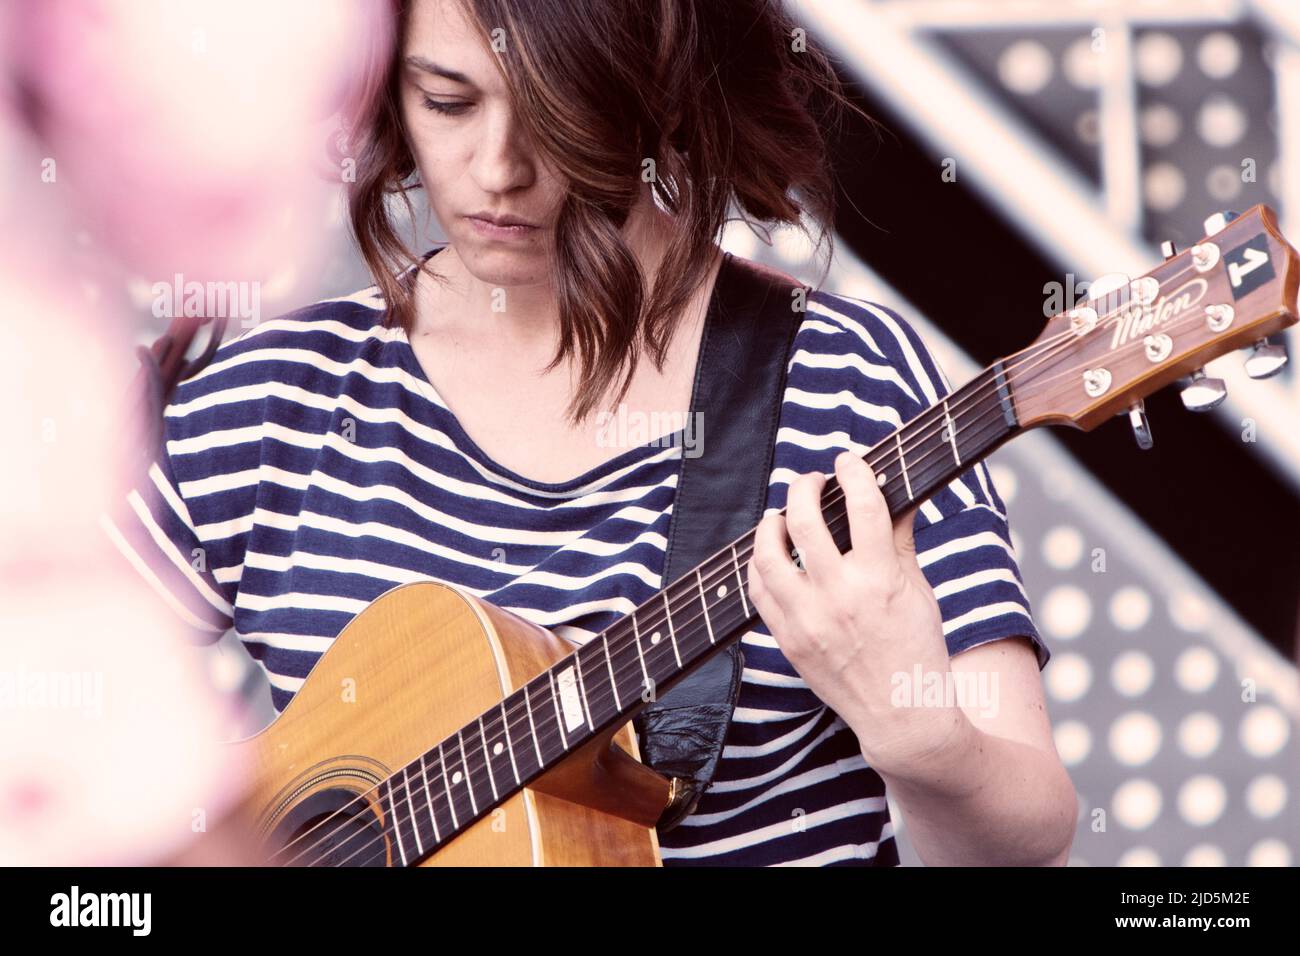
(748, 451), (1076, 866)
(871, 635), (1077, 866)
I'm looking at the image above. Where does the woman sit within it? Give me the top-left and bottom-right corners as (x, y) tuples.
(108, 0), (1076, 865)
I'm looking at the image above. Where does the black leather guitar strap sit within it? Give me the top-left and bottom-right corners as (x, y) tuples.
(633, 251), (806, 833)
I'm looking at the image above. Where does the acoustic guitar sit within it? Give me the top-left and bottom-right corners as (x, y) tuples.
(220, 205), (1296, 866)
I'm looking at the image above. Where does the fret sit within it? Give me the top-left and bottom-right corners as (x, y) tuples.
(609, 624), (647, 712)
(572, 647), (597, 730)
(942, 398), (961, 466)
(438, 741), (460, 830)
(418, 753), (442, 843)
(631, 611), (651, 700)
(499, 699), (522, 784)
(894, 431), (914, 500)
(730, 544), (750, 616)
(601, 633), (621, 712)
(385, 780), (409, 867)
(522, 682), (545, 770)
(477, 716), (499, 803)
(695, 568), (716, 644)
(546, 669), (570, 751)
(661, 590), (682, 669)
(457, 729), (480, 816)
(402, 766), (424, 857)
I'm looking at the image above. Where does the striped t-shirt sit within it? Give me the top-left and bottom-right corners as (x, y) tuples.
(104, 252), (1047, 866)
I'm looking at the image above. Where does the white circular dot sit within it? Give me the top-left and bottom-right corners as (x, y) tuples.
(1046, 653), (1092, 703)
(1109, 586), (1152, 631)
(1041, 465), (1077, 501)
(1118, 846), (1162, 866)
(1183, 844), (1227, 867)
(1178, 711), (1221, 758)
(1041, 585), (1091, 640)
(1245, 774), (1287, 819)
(987, 463), (1017, 504)
(1042, 525), (1084, 570)
(999, 39), (1055, 95)
(1247, 839), (1291, 867)
(650, 631), (662, 645)
(1206, 164), (1243, 201)
(876, 471), (887, 487)
(1137, 32), (1184, 86)
(1240, 705), (1289, 758)
(1140, 103), (1182, 148)
(1109, 711), (1162, 766)
(452, 770), (463, 785)
(1144, 162), (1186, 212)
(1178, 774), (1227, 826)
(1175, 646), (1219, 693)
(1170, 591), (1210, 631)
(716, 584), (728, 599)
(1197, 94), (1248, 147)
(1063, 36), (1103, 89)
(493, 741), (504, 756)
(1113, 779), (1162, 830)
(1198, 31), (1241, 79)
(1075, 109), (1100, 145)
(1054, 720), (1092, 766)
(1111, 650), (1155, 697)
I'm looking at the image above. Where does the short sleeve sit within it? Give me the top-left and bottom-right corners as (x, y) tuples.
(805, 293), (1049, 671)
(99, 377), (242, 645)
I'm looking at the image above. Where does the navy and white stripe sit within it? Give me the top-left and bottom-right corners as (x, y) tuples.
(104, 272), (1047, 866)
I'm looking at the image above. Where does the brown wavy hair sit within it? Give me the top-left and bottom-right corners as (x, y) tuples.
(343, 0), (872, 424)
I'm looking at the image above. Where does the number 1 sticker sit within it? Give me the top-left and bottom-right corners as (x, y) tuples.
(1224, 233), (1274, 301)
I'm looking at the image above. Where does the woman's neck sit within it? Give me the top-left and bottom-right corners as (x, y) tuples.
(413, 200), (683, 351)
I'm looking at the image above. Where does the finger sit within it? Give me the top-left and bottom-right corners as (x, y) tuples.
(893, 501), (922, 563)
(745, 555), (788, 634)
(751, 511), (809, 608)
(836, 451), (896, 569)
(784, 470), (839, 579)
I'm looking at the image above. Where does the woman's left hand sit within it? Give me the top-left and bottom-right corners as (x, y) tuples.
(747, 450), (968, 777)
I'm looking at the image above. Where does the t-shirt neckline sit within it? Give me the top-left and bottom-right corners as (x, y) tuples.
(391, 245), (711, 495)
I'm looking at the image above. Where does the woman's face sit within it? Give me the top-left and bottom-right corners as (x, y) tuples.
(399, 0), (565, 286)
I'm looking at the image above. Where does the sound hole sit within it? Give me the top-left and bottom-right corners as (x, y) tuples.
(268, 788), (389, 867)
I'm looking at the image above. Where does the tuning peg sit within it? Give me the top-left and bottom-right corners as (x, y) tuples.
(1180, 368), (1228, 412)
(1203, 210), (1240, 237)
(1244, 337), (1288, 379)
(1160, 240), (1177, 260)
(1128, 400), (1154, 450)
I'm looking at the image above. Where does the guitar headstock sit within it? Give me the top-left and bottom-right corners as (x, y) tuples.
(1010, 204), (1298, 435)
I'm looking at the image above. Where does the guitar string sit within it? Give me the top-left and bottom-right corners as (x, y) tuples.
(278, 279), (1226, 866)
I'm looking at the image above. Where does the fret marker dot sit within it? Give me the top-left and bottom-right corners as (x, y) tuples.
(651, 631), (662, 644)
(877, 471), (887, 487)
(716, 584), (728, 598)
(452, 771), (463, 785)
(493, 742), (504, 756)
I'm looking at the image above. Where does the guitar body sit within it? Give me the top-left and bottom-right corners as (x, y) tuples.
(227, 581), (669, 866)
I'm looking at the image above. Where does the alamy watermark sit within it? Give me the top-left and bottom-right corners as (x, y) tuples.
(0, 667), (103, 719)
(890, 664), (999, 719)
(594, 404), (704, 458)
(152, 273), (261, 328)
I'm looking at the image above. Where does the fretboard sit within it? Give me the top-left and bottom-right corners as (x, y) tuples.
(337, 362), (1022, 866)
